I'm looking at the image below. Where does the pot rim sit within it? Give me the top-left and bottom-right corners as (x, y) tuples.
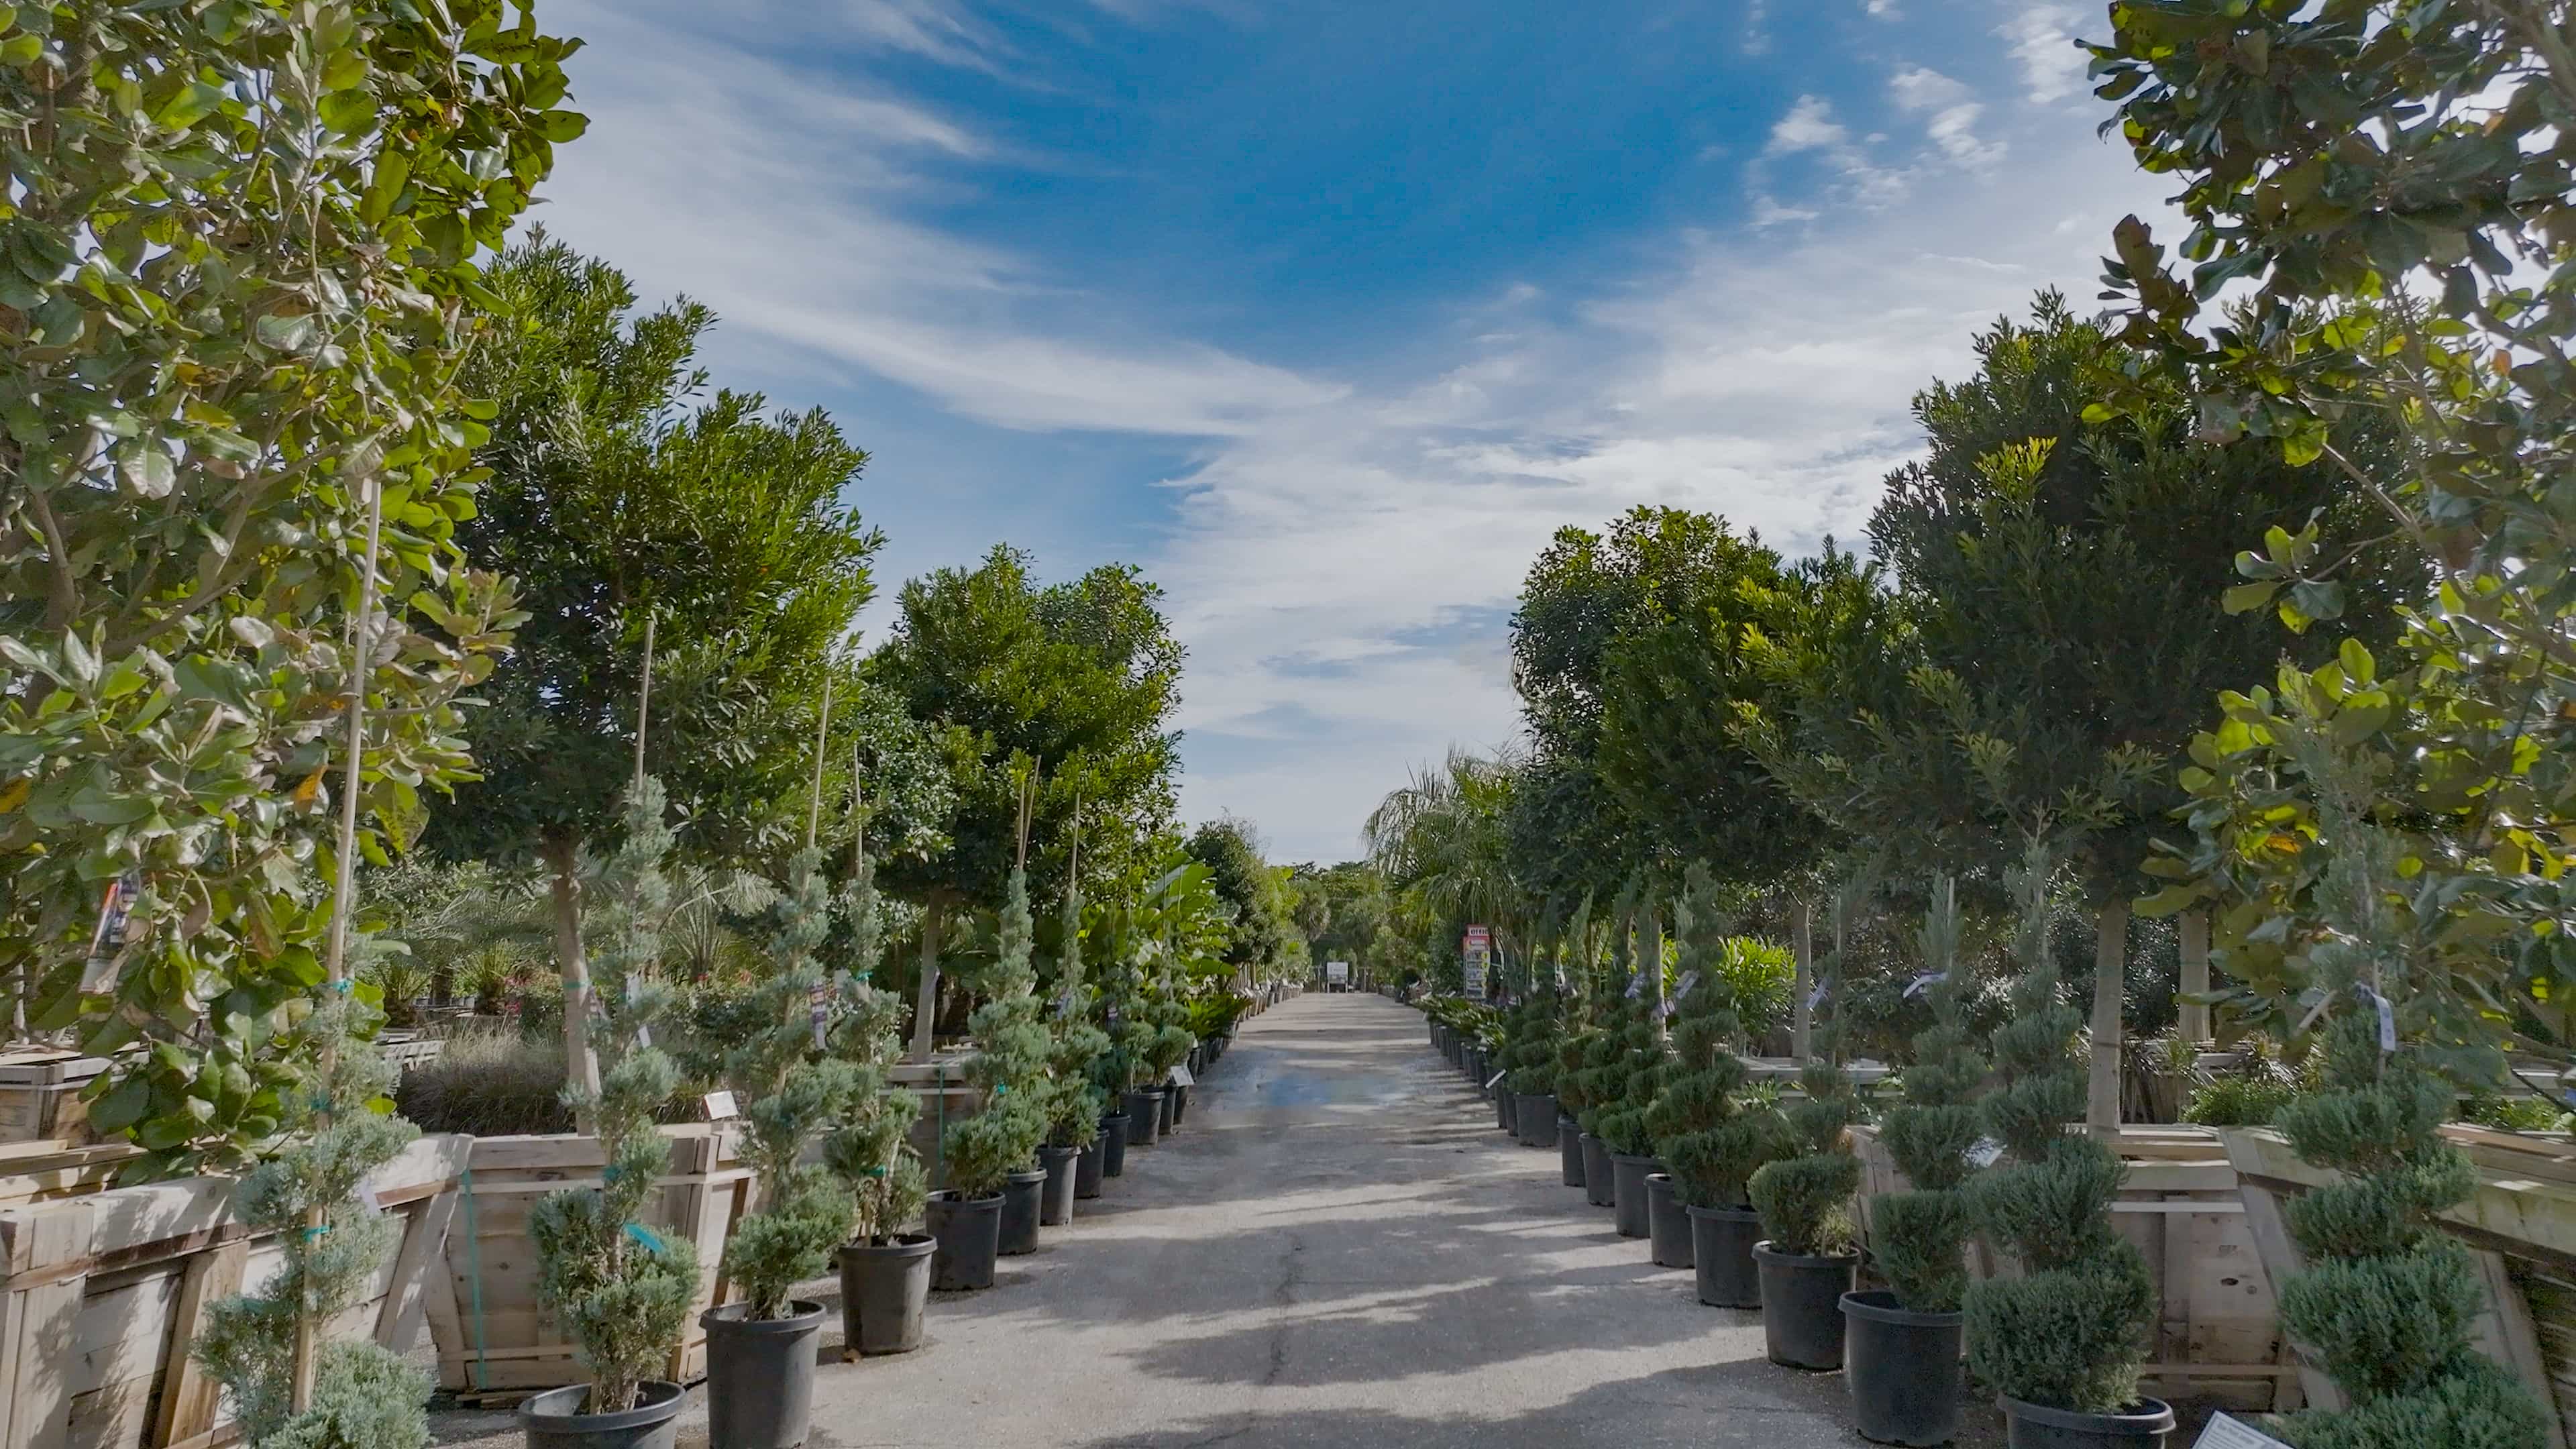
(1750, 1239), (1860, 1269)
(928, 1189), (1004, 1208)
(1006, 1167), (1051, 1185)
(701, 1298), (826, 1334)
(1683, 1202), (1759, 1222)
(1608, 1152), (1664, 1169)
(517, 1379), (685, 1430)
(841, 1232), (936, 1258)
(1128, 1087), (1168, 1101)
(1997, 1395), (2177, 1433)
(1839, 1288), (1964, 1328)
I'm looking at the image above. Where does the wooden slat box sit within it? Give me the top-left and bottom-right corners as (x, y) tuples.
(0, 1053), (107, 1148)
(0, 1132), (468, 1449)
(1849, 1122), (2295, 1412)
(425, 1126), (751, 1397)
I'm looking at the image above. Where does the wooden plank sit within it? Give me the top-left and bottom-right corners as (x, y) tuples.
(149, 1240), (245, 1449)
(374, 1188), (455, 1355)
(2239, 1182), (2336, 1413)
(2473, 1248), (2571, 1449)
(8, 1276), (92, 1449)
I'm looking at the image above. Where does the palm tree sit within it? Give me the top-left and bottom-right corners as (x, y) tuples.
(1365, 747), (1532, 987)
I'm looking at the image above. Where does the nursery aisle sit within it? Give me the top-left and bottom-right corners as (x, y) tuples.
(431, 992), (1886, 1449)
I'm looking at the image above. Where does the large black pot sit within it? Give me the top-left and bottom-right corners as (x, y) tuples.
(1496, 1084), (1517, 1134)
(1126, 1087), (1166, 1146)
(1464, 1046), (1487, 1083)
(1075, 1135), (1107, 1199)
(925, 1190), (1002, 1291)
(1171, 1081), (1190, 1127)
(1687, 1204), (1762, 1308)
(1580, 1133), (1615, 1207)
(1099, 1109), (1129, 1177)
(1841, 1291), (1963, 1445)
(702, 1299), (825, 1449)
(1559, 1118), (1586, 1187)
(837, 1235), (933, 1356)
(1609, 1153), (1661, 1238)
(1038, 1144), (1081, 1226)
(998, 1167), (1049, 1255)
(1157, 1085), (1179, 1137)
(1516, 1094), (1558, 1149)
(1752, 1240), (1856, 1369)
(1644, 1173), (1693, 1268)
(519, 1380), (686, 1449)
(1999, 1397), (2176, 1449)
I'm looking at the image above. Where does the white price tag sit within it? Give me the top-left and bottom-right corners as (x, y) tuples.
(1168, 1064), (1194, 1087)
(2195, 1413), (2292, 1449)
(704, 1089), (739, 1120)
(1672, 970), (1700, 1002)
(1967, 1137), (2004, 1169)
(1625, 973), (1645, 1000)
(1485, 1070), (1507, 1090)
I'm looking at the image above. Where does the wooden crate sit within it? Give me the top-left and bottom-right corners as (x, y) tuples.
(0, 1053), (107, 1148)
(0, 1132), (468, 1449)
(0, 1141), (141, 1211)
(2224, 1125), (2576, 1448)
(425, 1126), (752, 1397)
(1850, 1122), (2295, 1411)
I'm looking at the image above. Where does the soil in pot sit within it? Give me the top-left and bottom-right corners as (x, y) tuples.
(1841, 1290), (1963, 1446)
(1075, 1136), (1106, 1199)
(1998, 1395), (2176, 1449)
(925, 1190), (1003, 1291)
(1752, 1240), (1856, 1370)
(1099, 1109), (1130, 1177)
(1559, 1118), (1585, 1188)
(838, 1235), (934, 1356)
(1517, 1093), (1557, 1150)
(1609, 1153), (1661, 1238)
(702, 1300), (826, 1449)
(1126, 1088), (1165, 1146)
(1686, 1204), (1762, 1309)
(998, 1167), (1049, 1255)
(1644, 1173), (1693, 1268)
(1038, 1144), (1081, 1225)
(519, 1380), (686, 1449)
(1579, 1133), (1615, 1207)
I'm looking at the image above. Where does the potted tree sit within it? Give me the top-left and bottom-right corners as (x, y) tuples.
(1650, 877), (1790, 1307)
(1040, 1029), (1107, 1222)
(1748, 1057), (1862, 1371)
(1507, 991), (1563, 1150)
(1597, 994), (1672, 1242)
(1843, 875), (1985, 1446)
(1962, 851), (2165, 1446)
(826, 977), (932, 1354)
(521, 780), (700, 1449)
(704, 845), (859, 1449)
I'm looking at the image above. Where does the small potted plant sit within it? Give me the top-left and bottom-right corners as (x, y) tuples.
(522, 779), (700, 1449)
(1844, 875), (1986, 1446)
(826, 982), (932, 1354)
(1040, 1036), (1106, 1222)
(1748, 1056), (1862, 1370)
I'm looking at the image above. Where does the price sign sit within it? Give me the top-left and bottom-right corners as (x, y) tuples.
(1169, 1064), (1195, 1088)
(704, 1090), (740, 1120)
(2194, 1414), (2291, 1449)
(1461, 925), (1491, 1000)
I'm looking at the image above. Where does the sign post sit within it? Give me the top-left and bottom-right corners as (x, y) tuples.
(1462, 925), (1492, 1000)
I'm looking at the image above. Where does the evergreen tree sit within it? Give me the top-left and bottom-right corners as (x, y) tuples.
(1869, 875), (1988, 1313)
(1648, 869), (1790, 1211)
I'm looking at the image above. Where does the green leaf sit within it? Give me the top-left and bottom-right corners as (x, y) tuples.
(537, 109), (590, 144)
(154, 80), (227, 130)
(88, 1076), (152, 1135)
(2222, 581), (2279, 615)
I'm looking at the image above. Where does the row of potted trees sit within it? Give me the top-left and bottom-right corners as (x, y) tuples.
(1421, 866), (2174, 1449)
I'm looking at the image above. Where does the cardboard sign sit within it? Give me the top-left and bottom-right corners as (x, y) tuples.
(2195, 1413), (2292, 1449)
(704, 1089), (740, 1120)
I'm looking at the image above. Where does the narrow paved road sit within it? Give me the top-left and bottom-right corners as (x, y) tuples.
(437, 991), (1907, 1448)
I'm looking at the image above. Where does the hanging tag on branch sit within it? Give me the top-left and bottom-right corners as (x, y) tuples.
(809, 979), (830, 1051)
(1672, 970), (1701, 1002)
(1904, 971), (1947, 1000)
(79, 871), (142, 991)
(2353, 982), (2397, 1053)
(1805, 979), (1829, 1012)
(1625, 973), (1646, 1000)
(625, 974), (651, 1051)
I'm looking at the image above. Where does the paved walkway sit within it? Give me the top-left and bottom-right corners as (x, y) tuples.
(436, 991), (1926, 1448)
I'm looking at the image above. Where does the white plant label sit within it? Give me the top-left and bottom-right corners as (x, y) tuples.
(1625, 973), (1645, 1000)
(703, 1089), (739, 1120)
(1169, 1065), (1195, 1088)
(1967, 1136), (2005, 1169)
(1485, 1070), (1507, 1090)
(2194, 1413), (2292, 1449)
(1672, 969), (1700, 1002)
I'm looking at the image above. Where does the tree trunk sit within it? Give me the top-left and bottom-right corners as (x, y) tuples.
(908, 899), (944, 1063)
(1790, 898), (1814, 1061)
(545, 838), (601, 1128)
(2088, 897), (2127, 1137)
(2179, 910), (2212, 1046)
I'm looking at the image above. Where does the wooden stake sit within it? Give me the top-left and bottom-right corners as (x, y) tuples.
(805, 674), (835, 852)
(632, 614), (656, 791)
(2089, 897), (2129, 1136)
(2179, 910), (2212, 1046)
(1790, 898), (1814, 1061)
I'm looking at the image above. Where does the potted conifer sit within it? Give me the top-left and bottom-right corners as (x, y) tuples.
(1844, 876), (1984, 1446)
(704, 845), (858, 1449)
(1040, 1039), (1106, 1222)
(1553, 1002), (1599, 1189)
(521, 780), (700, 1449)
(1507, 991), (1562, 1150)
(1962, 858), (2166, 1446)
(826, 979), (932, 1354)
(1748, 1057), (1862, 1371)
(1597, 997), (1671, 1240)
(1650, 875), (1791, 1307)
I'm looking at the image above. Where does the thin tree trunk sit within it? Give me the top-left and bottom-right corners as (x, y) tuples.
(2088, 897), (2127, 1137)
(908, 900), (944, 1063)
(1646, 904), (1668, 1041)
(1790, 898), (1813, 1061)
(545, 838), (601, 1126)
(2178, 910), (2212, 1046)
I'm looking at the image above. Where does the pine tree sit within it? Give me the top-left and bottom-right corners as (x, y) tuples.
(943, 859), (1049, 1197)
(1869, 874), (1988, 1313)
(823, 794), (930, 1244)
(1748, 1058), (1861, 1256)
(1648, 867), (1789, 1211)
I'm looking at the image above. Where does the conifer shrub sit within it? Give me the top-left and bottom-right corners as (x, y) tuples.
(1870, 876), (1987, 1312)
(1648, 869), (1790, 1210)
(526, 779), (700, 1415)
(1748, 1058), (1861, 1256)
(943, 864), (1051, 1195)
(1501, 991), (1562, 1096)
(824, 979), (928, 1244)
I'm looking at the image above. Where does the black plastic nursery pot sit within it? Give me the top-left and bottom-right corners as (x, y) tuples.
(1099, 1108), (1130, 1177)
(701, 1299), (825, 1449)
(1126, 1088), (1166, 1146)
(1609, 1153), (1660, 1238)
(1644, 1173), (1693, 1269)
(1038, 1144), (1081, 1225)
(519, 1379), (686, 1449)
(1841, 1290), (1964, 1446)
(1580, 1133), (1615, 1207)
(998, 1167), (1049, 1255)
(837, 1234), (934, 1356)
(1157, 1085), (1179, 1137)
(1075, 1135), (1107, 1199)
(1998, 1395), (2176, 1449)
(1751, 1240), (1857, 1370)
(1496, 1085), (1517, 1135)
(1517, 1094), (1558, 1150)
(1171, 1081), (1191, 1126)
(925, 1190), (1003, 1291)
(1686, 1205), (1762, 1309)
(1558, 1118), (1586, 1186)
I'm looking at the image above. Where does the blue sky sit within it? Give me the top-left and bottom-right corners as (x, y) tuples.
(534, 0), (2171, 863)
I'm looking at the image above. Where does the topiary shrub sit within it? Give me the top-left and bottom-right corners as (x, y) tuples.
(1869, 875), (1987, 1312)
(1648, 867), (1790, 1210)
(1748, 1057), (1861, 1255)
(1962, 854), (2152, 1416)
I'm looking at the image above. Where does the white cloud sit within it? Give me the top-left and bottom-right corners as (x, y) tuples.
(1890, 66), (1970, 112)
(1867, 0), (1902, 16)
(1998, 3), (2092, 105)
(1766, 95), (1849, 155)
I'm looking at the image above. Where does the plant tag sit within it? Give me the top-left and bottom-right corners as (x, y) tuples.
(1968, 1136), (2004, 1169)
(623, 1222), (667, 1254)
(1169, 1064), (1195, 1087)
(1672, 970), (1700, 1002)
(810, 980), (830, 1049)
(80, 873), (141, 990)
(2194, 1413), (2292, 1449)
(2353, 982), (2396, 1053)
(703, 1089), (739, 1120)
(1658, 998), (1678, 1019)
(1805, 979), (1829, 1012)
(1485, 1070), (1507, 1090)
(1625, 973), (1645, 1000)
(1904, 971), (1947, 999)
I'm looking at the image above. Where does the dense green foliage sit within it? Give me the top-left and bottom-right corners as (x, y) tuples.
(1868, 878), (1985, 1313)
(1747, 1059), (1859, 1258)
(1648, 871), (1787, 1210)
